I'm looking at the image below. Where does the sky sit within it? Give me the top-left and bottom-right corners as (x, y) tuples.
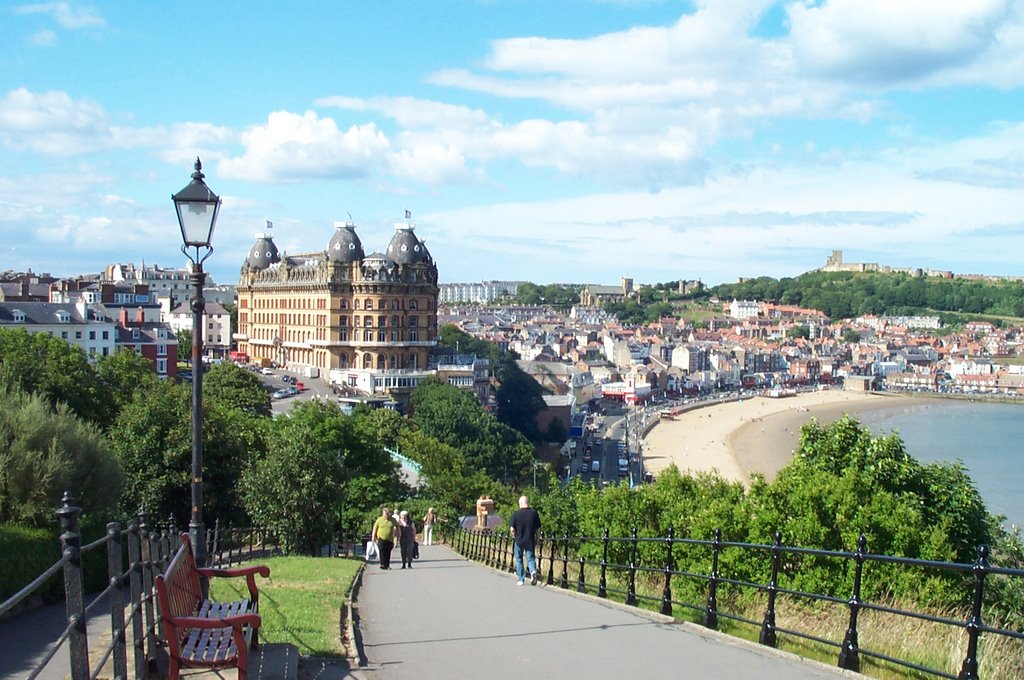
(2, 1), (1024, 288)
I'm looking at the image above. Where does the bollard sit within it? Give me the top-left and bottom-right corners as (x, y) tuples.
(560, 532), (570, 589)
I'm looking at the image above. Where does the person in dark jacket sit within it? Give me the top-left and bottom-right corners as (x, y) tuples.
(398, 510), (418, 568)
(510, 495), (542, 586)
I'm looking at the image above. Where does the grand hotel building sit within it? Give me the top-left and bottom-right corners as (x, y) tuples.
(234, 219), (439, 402)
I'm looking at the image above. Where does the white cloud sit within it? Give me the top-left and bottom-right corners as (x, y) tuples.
(28, 29), (57, 46)
(218, 110), (392, 182)
(788, 0), (1012, 85)
(15, 2), (105, 29)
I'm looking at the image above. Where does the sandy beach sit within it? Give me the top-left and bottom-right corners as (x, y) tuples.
(642, 390), (902, 486)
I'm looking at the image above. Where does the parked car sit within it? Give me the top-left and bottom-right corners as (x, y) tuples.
(285, 386), (298, 396)
(261, 367), (275, 376)
(295, 381), (305, 391)
(272, 388), (289, 399)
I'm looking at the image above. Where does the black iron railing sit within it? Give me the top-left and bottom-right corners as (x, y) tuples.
(445, 524), (1024, 679)
(0, 492), (283, 680)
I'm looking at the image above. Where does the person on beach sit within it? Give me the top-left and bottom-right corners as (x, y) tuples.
(371, 507), (399, 570)
(397, 510), (418, 568)
(422, 507), (438, 545)
(510, 495), (542, 586)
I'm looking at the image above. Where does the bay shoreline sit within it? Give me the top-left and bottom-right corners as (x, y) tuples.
(641, 390), (935, 486)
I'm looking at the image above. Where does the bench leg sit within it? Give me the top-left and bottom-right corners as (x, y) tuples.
(168, 656), (180, 680)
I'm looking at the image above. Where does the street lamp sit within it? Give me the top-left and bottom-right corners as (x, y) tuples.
(172, 157), (220, 570)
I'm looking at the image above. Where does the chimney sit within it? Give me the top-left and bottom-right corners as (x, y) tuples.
(119, 307), (129, 327)
(136, 306), (145, 323)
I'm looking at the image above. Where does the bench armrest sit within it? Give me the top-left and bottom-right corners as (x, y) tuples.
(196, 565), (270, 606)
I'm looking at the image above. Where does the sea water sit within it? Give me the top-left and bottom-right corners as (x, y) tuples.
(858, 400), (1024, 531)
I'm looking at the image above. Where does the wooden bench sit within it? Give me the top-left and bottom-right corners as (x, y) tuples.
(154, 533), (271, 680)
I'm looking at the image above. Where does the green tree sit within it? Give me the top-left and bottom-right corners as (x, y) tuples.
(0, 328), (111, 428)
(95, 348), (159, 418)
(0, 380), (122, 526)
(109, 379), (261, 525)
(240, 400), (404, 553)
(787, 325), (810, 339)
(176, 329), (192, 364)
(841, 329), (861, 343)
(203, 362), (272, 417)
(410, 377), (534, 484)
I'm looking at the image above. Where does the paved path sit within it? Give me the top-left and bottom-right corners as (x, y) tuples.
(351, 544), (856, 680)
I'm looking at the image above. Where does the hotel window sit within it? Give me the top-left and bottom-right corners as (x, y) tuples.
(339, 329), (348, 341)
(156, 358), (167, 374)
(364, 316), (372, 327)
(363, 329), (373, 341)
(354, 300), (361, 310)
(157, 344), (166, 356)
(378, 299), (386, 310)
(102, 330), (109, 339)
(76, 331), (83, 339)
(377, 329), (386, 342)
(409, 300), (418, 310)
(409, 329), (419, 341)
(339, 316), (348, 327)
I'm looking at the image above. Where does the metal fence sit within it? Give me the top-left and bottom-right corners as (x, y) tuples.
(0, 492), (282, 680)
(446, 525), (1024, 680)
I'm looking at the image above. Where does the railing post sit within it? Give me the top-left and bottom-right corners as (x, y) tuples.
(126, 520), (146, 680)
(560, 532), (570, 589)
(958, 544), (990, 680)
(626, 527), (638, 607)
(546, 533), (556, 586)
(138, 508), (158, 664)
(106, 522), (128, 680)
(598, 528), (610, 598)
(57, 492), (88, 680)
(577, 550), (586, 593)
(759, 531), (781, 648)
(661, 527), (674, 616)
(839, 534), (867, 672)
(704, 528), (721, 629)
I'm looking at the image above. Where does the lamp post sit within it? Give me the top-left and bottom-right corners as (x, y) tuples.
(172, 157), (220, 570)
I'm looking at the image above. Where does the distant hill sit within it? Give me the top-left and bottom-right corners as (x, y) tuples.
(706, 271), (1024, 322)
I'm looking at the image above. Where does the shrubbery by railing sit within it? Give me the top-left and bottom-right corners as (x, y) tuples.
(446, 525), (1024, 679)
(0, 492), (283, 680)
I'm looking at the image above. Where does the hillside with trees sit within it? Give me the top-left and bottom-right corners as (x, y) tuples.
(707, 271), (1024, 322)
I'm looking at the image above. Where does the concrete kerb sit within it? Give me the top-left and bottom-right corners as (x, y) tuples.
(473, 552), (860, 679)
(342, 560), (368, 668)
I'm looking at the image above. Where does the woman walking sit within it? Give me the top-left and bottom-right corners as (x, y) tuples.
(398, 510), (418, 568)
(422, 507), (438, 546)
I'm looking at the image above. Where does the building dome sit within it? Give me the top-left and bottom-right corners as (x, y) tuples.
(327, 221), (364, 263)
(247, 231), (280, 270)
(386, 223), (430, 265)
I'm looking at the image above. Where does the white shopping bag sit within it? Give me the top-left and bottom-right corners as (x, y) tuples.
(365, 540), (379, 562)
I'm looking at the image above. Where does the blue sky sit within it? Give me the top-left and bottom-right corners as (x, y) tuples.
(2, 1), (1024, 287)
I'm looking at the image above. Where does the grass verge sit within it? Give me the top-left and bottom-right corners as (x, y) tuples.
(210, 555), (363, 657)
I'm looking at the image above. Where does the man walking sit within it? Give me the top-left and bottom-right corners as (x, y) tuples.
(510, 495), (542, 586)
(372, 507), (399, 570)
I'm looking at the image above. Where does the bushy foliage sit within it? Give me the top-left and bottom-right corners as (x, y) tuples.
(710, 271), (1024, 320)
(240, 401), (405, 554)
(0, 382), (121, 526)
(109, 378), (261, 525)
(410, 377), (534, 484)
(0, 328), (112, 427)
(203, 362), (272, 418)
